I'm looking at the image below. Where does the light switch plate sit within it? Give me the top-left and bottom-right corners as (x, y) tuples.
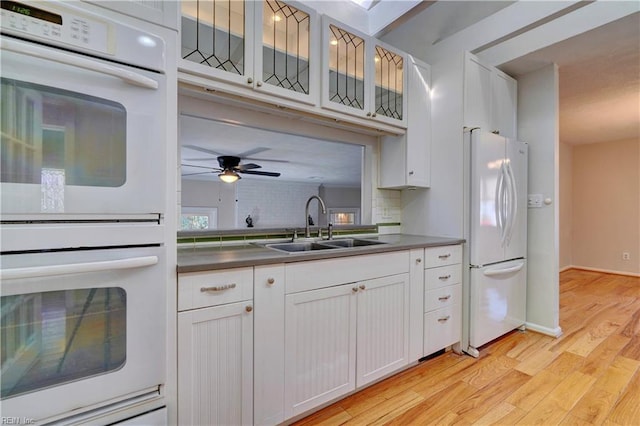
(528, 194), (543, 208)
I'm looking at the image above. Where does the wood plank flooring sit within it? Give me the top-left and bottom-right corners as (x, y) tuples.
(292, 269), (640, 425)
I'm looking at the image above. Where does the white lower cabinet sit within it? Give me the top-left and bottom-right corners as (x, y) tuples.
(356, 274), (410, 387)
(178, 302), (253, 425)
(283, 271), (410, 419)
(284, 284), (357, 419)
(423, 245), (463, 356)
(177, 268), (254, 425)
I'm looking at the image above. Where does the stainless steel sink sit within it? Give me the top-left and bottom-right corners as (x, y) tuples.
(265, 242), (339, 253)
(263, 238), (386, 253)
(322, 238), (387, 248)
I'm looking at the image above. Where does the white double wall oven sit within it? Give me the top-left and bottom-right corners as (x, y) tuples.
(1, 1), (168, 423)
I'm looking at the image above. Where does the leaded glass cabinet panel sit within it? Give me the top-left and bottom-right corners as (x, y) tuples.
(374, 44), (404, 121)
(321, 17), (370, 118)
(180, 0), (255, 86)
(254, 0), (319, 104)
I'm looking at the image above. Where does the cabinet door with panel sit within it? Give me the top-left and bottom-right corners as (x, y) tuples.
(321, 16), (407, 127)
(379, 56), (431, 189)
(355, 273), (409, 387)
(463, 52), (517, 138)
(284, 284), (357, 419)
(179, 0), (319, 104)
(178, 302), (253, 426)
(254, 264), (286, 426)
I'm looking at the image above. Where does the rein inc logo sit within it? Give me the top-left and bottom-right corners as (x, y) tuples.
(1, 418), (35, 425)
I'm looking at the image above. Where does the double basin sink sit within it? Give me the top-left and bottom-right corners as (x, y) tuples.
(263, 238), (387, 253)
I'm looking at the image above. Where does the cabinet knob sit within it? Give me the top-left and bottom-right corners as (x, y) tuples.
(372, 113), (377, 118)
(257, 81), (263, 87)
(409, 171), (414, 175)
(366, 112), (372, 117)
(416, 258), (422, 264)
(245, 305), (253, 313)
(352, 287), (359, 293)
(247, 77), (253, 84)
(359, 284), (366, 290)
(267, 277), (275, 285)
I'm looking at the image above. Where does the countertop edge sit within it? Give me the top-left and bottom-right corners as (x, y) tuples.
(177, 234), (465, 273)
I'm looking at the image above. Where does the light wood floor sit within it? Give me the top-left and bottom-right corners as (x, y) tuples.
(293, 269), (640, 425)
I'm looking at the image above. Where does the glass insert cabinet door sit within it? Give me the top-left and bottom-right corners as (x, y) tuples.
(180, 0), (319, 104)
(321, 17), (407, 126)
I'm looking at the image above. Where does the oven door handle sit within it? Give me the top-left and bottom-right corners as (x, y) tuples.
(0, 256), (158, 280)
(1, 38), (159, 90)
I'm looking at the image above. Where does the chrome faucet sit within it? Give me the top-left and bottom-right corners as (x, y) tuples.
(305, 195), (326, 238)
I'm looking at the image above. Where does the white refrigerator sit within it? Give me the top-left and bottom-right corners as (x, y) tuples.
(463, 129), (528, 358)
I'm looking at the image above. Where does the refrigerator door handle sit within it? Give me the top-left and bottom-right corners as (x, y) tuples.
(483, 261), (525, 277)
(504, 162), (517, 246)
(496, 163), (508, 246)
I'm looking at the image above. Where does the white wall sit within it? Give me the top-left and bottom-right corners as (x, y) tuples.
(518, 63), (562, 337)
(559, 141), (573, 270)
(570, 139), (640, 275)
(181, 179), (237, 229)
(237, 180), (320, 228)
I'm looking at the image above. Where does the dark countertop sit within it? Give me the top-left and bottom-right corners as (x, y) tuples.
(177, 234), (465, 273)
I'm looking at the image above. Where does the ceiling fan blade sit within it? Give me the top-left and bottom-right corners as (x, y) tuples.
(181, 164), (221, 171)
(181, 171), (217, 177)
(237, 163), (261, 170)
(236, 147), (270, 158)
(239, 170), (281, 177)
(183, 144), (226, 156)
(243, 157), (291, 164)
(184, 157), (221, 161)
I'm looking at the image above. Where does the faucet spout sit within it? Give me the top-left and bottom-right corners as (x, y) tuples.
(305, 195), (326, 238)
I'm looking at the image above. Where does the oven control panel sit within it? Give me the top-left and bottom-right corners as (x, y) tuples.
(1, 0), (109, 54)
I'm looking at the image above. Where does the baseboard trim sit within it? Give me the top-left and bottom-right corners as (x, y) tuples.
(525, 322), (563, 338)
(563, 265), (640, 278)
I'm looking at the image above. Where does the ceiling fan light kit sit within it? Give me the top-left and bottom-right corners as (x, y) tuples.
(219, 169), (241, 183)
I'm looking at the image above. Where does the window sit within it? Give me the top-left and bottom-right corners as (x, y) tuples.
(180, 207), (218, 230)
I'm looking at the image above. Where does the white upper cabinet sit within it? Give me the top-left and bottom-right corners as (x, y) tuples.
(464, 53), (517, 138)
(321, 16), (407, 127)
(379, 56), (431, 189)
(180, 0), (319, 105)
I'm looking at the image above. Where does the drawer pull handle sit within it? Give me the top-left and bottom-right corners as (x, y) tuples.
(438, 295), (451, 301)
(201, 283), (236, 292)
(438, 315), (451, 322)
(439, 275), (451, 280)
(438, 254), (451, 260)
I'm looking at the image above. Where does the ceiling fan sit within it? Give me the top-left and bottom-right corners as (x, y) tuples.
(181, 145), (282, 183)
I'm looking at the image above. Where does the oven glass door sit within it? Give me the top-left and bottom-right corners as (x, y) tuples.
(0, 246), (165, 422)
(0, 36), (166, 217)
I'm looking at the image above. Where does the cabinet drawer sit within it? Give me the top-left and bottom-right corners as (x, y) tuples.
(425, 284), (461, 312)
(424, 305), (461, 356)
(424, 245), (462, 268)
(425, 264), (462, 290)
(178, 267), (253, 311)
